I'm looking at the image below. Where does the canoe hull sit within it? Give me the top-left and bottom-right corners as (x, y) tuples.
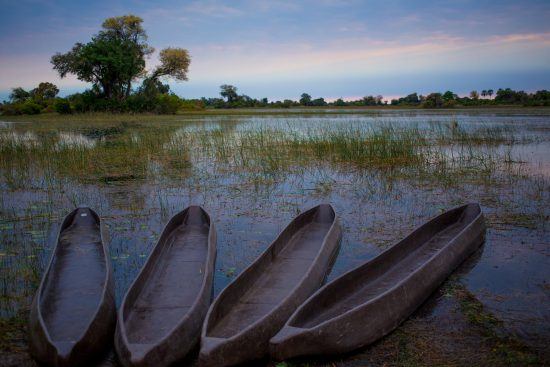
(199, 204), (342, 367)
(115, 206), (216, 367)
(28, 208), (116, 367)
(270, 203), (486, 360)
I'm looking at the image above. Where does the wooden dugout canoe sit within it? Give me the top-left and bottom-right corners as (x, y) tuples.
(29, 207), (116, 367)
(115, 206), (216, 367)
(199, 204), (342, 367)
(270, 203), (486, 360)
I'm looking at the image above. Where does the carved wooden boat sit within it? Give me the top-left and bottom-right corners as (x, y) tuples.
(270, 203), (485, 360)
(29, 207), (116, 367)
(115, 206), (216, 367)
(199, 204), (342, 367)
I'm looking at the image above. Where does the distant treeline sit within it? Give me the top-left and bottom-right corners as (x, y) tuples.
(200, 87), (550, 109)
(388, 89), (550, 108)
(0, 15), (549, 116)
(2, 83), (549, 116)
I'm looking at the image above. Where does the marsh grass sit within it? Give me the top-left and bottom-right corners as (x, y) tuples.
(0, 120), (523, 191)
(1, 113), (549, 365)
(0, 118), (536, 315)
(448, 281), (540, 366)
(0, 126), (192, 188)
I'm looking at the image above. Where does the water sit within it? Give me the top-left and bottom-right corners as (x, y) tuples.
(1, 109), (549, 364)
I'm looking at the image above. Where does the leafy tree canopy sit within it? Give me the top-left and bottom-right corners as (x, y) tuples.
(220, 84), (238, 103)
(442, 91), (457, 101)
(9, 87), (30, 103)
(299, 93), (312, 106)
(31, 82), (59, 100)
(151, 48), (191, 81)
(50, 15), (189, 101)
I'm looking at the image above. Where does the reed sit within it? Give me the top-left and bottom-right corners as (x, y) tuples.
(0, 120), (519, 190)
(1, 113), (548, 365)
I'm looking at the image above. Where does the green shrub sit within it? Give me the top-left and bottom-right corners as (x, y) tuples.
(125, 94), (153, 112)
(54, 99), (72, 114)
(19, 101), (42, 115)
(180, 99), (205, 111)
(41, 102), (56, 113)
(0, 103), (20, 115)
(155, 94), (182, 114)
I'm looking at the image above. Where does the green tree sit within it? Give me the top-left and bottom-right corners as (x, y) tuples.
(469, 90), (479, 100)
(139, 78), (170, 98)
(299, 93), (312, 106)
(442, 91), (457, 102)
(220, 84), (238, 103)
(391, 93), (420, 105)
(51, 15), (185, 101)
(424, 93), (444, 108)
(54, 99), (72, 114)
(101, 15), (152, 53)
(311, 97), (327, 106)
(31, 82), (59, 100)
(487, 89), (494, 99)
(334, 98), (346, 106)
(51, 34), (145, 99)
(151, 48), (190, 80)
(100, 15), (153, 97)
(9, 87), (30, 103)
(282, 99), (294, 108)
(20, 101), (42, 114)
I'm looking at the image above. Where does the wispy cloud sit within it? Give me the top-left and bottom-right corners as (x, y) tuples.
(1, 0), (549, 98)
(184, 1), (244, 17)
(184, 31), (550, 82)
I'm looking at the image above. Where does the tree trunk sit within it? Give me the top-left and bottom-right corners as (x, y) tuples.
(102, 82), (111, 99)
(125, 80), (132, 98)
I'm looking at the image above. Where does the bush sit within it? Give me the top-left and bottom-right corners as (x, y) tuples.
(19, 101), (42, 115)
(125, 94), (149, 113)
(0, 101), (42, 115)
(67, 90), (126, 113)
(0, 103), (20, 115)
(54, 99), (72, 114)
(155, 94), (182, 114)
(180, 99), (205, 111)
(443, 99), (457, 108)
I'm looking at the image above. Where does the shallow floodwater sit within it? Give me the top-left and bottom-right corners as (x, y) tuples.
(1, 109), (549, 365)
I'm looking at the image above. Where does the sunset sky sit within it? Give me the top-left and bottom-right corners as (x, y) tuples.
(1, 0), (549, 101)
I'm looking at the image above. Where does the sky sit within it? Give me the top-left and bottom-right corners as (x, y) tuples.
(1, 0), (549, 101)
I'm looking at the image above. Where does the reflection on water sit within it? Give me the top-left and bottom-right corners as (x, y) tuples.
(0, 110), (549, 360)
(56, 132), (97, 149)
(1, 131), (38, 146)
(507, 142), (550, 177)
(172, 112), (550, 179)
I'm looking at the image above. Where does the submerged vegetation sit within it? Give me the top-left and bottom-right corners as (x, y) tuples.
(0, 124), (191, 187)
(0, 8), (547, 367)
(0, 111), (549, 366)
(0, 120), (520, 190)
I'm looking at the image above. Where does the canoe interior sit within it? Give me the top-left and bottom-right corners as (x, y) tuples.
(40, 208), (105, 343)
(208, 204), (335, 338)
(291, 204), (481, 329)
(123, 206), (211, 345)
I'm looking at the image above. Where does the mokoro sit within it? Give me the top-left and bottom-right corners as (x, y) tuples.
(28, 207), (116, 367)
(199, 204), (342, 367)
(115, 206), (216, 367)
(270, 203), (486, 360)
